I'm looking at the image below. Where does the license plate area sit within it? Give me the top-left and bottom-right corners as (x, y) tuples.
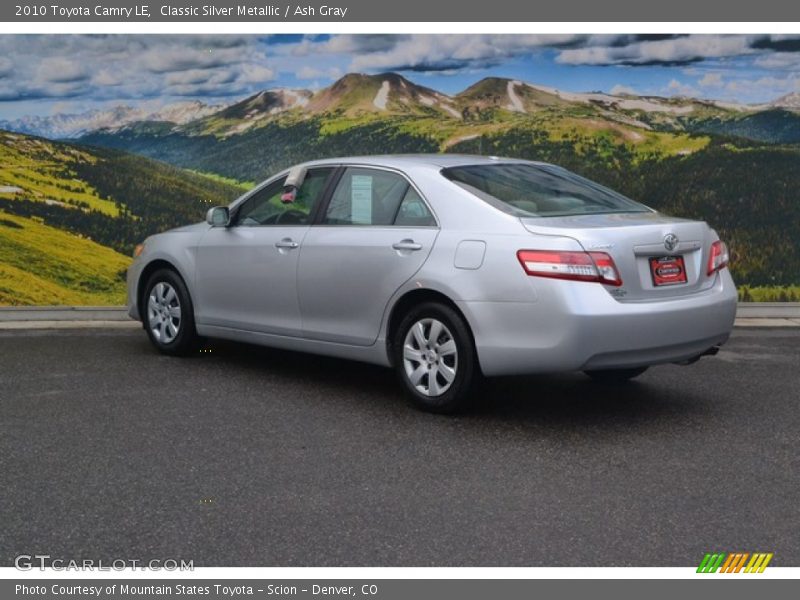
(649, 255), (687, 286)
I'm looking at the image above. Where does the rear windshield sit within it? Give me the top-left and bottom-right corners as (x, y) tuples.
(441, 163), (650, 217)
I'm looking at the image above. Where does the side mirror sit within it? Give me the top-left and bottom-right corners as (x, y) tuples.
(206, 206), (230, 227)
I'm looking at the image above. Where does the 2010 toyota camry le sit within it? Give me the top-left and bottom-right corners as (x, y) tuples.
(127, 154), (737, 413)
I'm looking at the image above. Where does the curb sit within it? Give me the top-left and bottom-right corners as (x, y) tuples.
(734, 318), (800, 328)
(734, 302), (800, 318)
(0, 320), (140, 330)
(0, 306), (131, 321)
(1, 304), (799, 329)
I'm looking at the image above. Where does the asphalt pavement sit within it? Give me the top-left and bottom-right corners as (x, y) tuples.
(0, 327), (798, 567)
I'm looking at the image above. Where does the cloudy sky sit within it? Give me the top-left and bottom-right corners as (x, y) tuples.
(1, 34), (800, 118)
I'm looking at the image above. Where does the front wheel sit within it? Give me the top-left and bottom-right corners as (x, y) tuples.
(143, 268), (199, 356)
(393, 302), (479, 414)
(584, 367), (648, 383)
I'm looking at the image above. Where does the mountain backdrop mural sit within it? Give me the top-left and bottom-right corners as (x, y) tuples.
(2, 34), (800, 304)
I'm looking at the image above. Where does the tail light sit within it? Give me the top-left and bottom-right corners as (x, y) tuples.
(707, 240), (729, 276)
(517, 250), (622, 286)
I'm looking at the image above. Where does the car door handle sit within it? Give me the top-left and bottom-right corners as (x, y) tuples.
(392, 239), (423, 251)
(275, 238), (300, 249)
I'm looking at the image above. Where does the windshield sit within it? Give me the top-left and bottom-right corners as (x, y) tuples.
(441, 163), (650, 217)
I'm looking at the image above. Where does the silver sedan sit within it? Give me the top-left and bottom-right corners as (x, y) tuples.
(127, 155), (737, 412)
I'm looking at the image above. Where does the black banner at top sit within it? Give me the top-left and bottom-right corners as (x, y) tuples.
(2, 0), (800, 22)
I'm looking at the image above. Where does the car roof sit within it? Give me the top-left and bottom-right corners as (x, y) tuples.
(295, 154), (549, 170)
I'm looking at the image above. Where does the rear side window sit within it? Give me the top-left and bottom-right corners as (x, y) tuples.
(394, 187), (436, 227)
(324, 167), (434, 226)
(441, 163), (649, 218)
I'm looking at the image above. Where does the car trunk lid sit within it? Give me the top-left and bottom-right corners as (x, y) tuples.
(520, 212), (715, 302)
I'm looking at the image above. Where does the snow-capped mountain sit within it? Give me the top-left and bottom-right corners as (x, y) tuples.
(193, 88), (313, 135)
(304, 72), (459, 118)
(3, 73), (799, 141)
(769, 92), (800, 110)
(0, 100), (227, 139)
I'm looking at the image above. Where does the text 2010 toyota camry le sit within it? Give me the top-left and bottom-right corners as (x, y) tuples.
(127, 155), (736, 412)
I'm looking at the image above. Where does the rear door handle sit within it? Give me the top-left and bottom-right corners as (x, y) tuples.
(275, 238), (300, 249)
(392, 239), (423, 251)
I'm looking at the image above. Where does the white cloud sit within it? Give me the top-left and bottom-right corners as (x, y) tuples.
(698, 73), (724, 88)
(165, 69), (231, 86)
(724, 75), (800, 98)
(666, 79), (698, 97)
(141, 46), (241, 74)
(557, 35), (756, 66)
(92, 70), (123, 87)
(0, 57), (12, 79)
(320, 34), (589, 72)
(237, 63), (276, 85)
(0, 35), (277, 103)
(610, 84), (638, 96)
(3, 34), (800, 112)
(36, 57), (89, 84)
(754, 52), (800, 70)
(293, 34), (404, 57)
(165, 69), (243, 97)
(296, 66), (343, 80)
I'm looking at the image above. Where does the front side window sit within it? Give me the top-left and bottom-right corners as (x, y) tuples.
(323, 167), (427, 226)
(441, 163), (649, 218)
(234, 168), (334, 226)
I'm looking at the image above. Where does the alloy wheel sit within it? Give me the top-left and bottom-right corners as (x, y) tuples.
(402, 318), (458, 397)
(147, 282), (182, 344)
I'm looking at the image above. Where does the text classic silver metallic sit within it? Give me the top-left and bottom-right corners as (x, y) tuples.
(127, 155), (737, 412)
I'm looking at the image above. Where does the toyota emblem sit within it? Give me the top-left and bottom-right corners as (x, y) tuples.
(664, 233), (679, 252)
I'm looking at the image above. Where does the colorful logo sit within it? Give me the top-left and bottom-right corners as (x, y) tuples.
(697, 552), (773, 573)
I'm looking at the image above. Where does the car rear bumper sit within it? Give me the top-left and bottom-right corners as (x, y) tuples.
(458, 269), (737, 376)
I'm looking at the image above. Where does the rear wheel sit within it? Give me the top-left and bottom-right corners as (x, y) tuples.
(393, 302), (479, 414)
(584, 367), (648, 383)
(143, 269), (199, 356)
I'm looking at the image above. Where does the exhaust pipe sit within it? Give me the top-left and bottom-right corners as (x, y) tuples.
(674, 344), (720, 366)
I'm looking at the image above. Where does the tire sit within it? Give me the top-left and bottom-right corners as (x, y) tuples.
(393, 302), (479, 414)
(584, 366), (648, 383)
(142, 268), (199, 356)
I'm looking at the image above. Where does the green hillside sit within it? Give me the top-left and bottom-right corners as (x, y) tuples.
(80, 108), (800, 288)
(450, 132), (800, 286)
(0, 211), (129, 305)
(0, 132), (120, 216)
(79, 73), (739, 184)
(4, 71), (799, 305)
(82, 109), (710, 184)
(0, 130), (244, 305)
(689, 109), (800, 144)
